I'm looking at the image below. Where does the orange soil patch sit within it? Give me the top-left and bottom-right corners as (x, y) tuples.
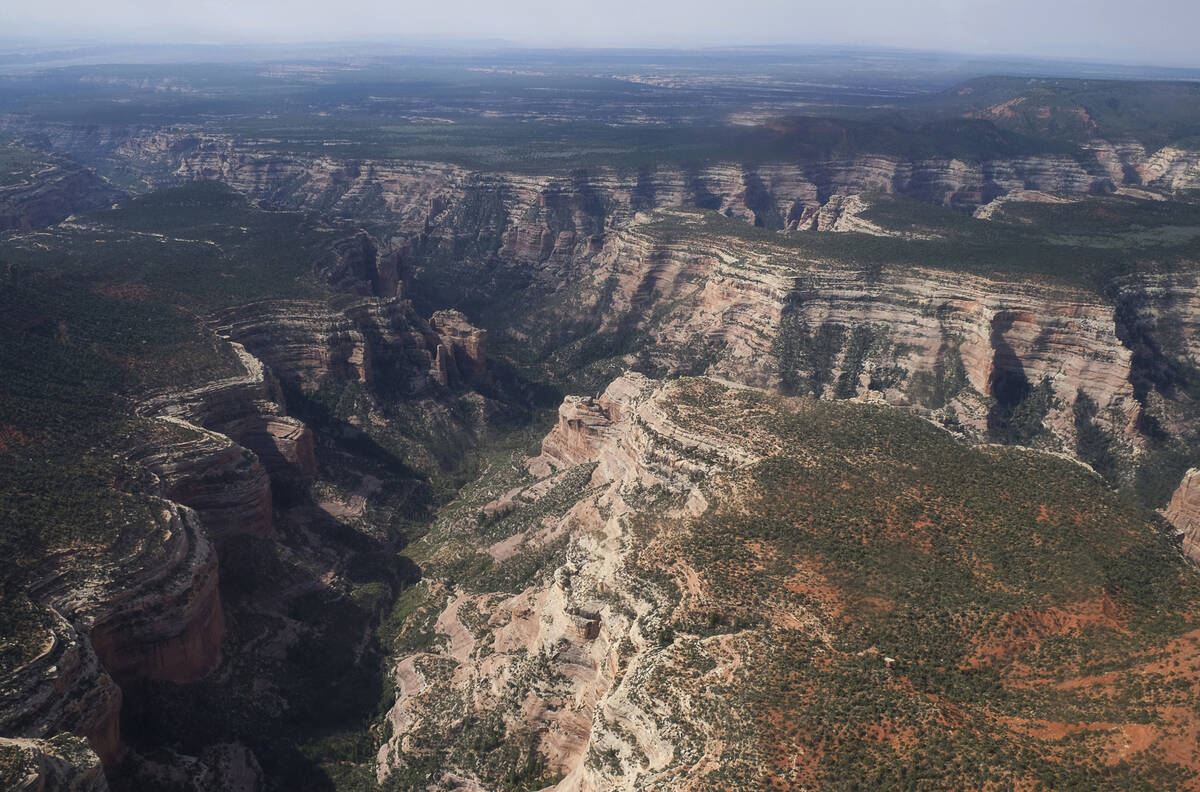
(0, 424), (29, 452)
(743, 538), (777, 571)
(998, 626), (1200, 781)
(966, 596), (1123, 668)
(785, 570), (843, 617)
(1004, 716), (1200, 770)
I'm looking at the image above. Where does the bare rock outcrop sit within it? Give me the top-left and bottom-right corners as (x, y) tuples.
(9, 121), (1199, 253)
(0, 613), (122, 767)
(429, 309), (488, 386)
(562, 218), (1145, 452)
(132, 423), (275, 540)
(376, 375), (773, 790)
(1166, 469), (1200, 563)
(139, 341), (316, 482)
(210, 299), (489, 396)
(4, 501), (223, 767)
(0, 734), (109, 791)
(83, 503), (225, 686)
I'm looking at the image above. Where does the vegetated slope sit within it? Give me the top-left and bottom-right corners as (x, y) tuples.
(910, 76), (1200, 148)
(0, 181), (526, 789)
(375, 374), (1200, 791)
(0, 138), (120, 230)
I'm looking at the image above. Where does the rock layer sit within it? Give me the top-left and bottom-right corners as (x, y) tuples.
(140, 341), (317, 482)
(376, 375), (770, 789)
(5, 501), (223, 767)
(1166, 469), (1200, 562)
(555, 218), (1145, 451)
(1, 734), (109, 791)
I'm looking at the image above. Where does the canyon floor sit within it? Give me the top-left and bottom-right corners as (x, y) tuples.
(3, 46), (1200, 791)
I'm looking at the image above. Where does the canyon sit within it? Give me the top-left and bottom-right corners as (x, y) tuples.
(374, 374), (1200, 790)
(3, 56), (1200, 791)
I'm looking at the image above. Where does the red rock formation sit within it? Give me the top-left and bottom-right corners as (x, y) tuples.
(140, 342), (317, 482)
(430, 310), (488, 378)
(88, 528), (224, 685)
(84, 505), (225, 686)
(134, 424), (275, 540)
(5, 502), (222, 769)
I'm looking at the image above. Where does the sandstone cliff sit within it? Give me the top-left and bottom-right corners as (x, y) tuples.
(139, 341), (317, 483)
(1166, 469), (1200, 563)
(1, 734), (108, 791)
(8, 121), (1200, 246)
(377, 373), (1200, 790)
(531, 214), (1151, 459)
(375, 374), (758, 789)
(208, 298), (487, 397)
(3, 500), (223, 768)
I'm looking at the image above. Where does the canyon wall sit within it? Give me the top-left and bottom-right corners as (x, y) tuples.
(8, 122), (1200, 245)
(375, 374), (766, 790)
(4, 500), (223, 768)
(1167, 469), (1200, 563)
(0, 156), (119, 231)
(208, 299), (487, 396)
(12, 124), (1187, 472)
(543, 219), (1151, 456)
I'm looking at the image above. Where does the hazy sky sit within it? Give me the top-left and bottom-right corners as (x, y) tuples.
(5, 0), (1199, 67)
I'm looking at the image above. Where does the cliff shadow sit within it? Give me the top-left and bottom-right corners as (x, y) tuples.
(986, 311), (1052, 444)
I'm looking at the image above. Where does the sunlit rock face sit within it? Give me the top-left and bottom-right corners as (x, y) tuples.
(1166, 469), (1200, 562)
(3, 501), (222, 769)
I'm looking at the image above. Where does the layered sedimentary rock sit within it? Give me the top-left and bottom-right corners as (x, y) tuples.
(209, 298), (489, 395)
(209, 302), (375, 387)
(83, 503), (224, 686)
(150, 145), (1147, 242)
(376, 374), (765, 788)
(132, 423), (275, 540)
(155, 136), (1200, 223)
(4, 501), (223, 767)
(140, 342), (316, 482)
(429, 309), (488, 387)
(1138, 146), (1200, 192)
(1110, 269), (1200, 411)
(0, 613), (122, 767)
(38, 126), (1173, 460)
(379, 372), (1200, 790)
(8, 121), (1200, 248)
(1166, 469), (1200, 562)
(1, 734), (109, 791)
(559, 218), (1142, 450)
